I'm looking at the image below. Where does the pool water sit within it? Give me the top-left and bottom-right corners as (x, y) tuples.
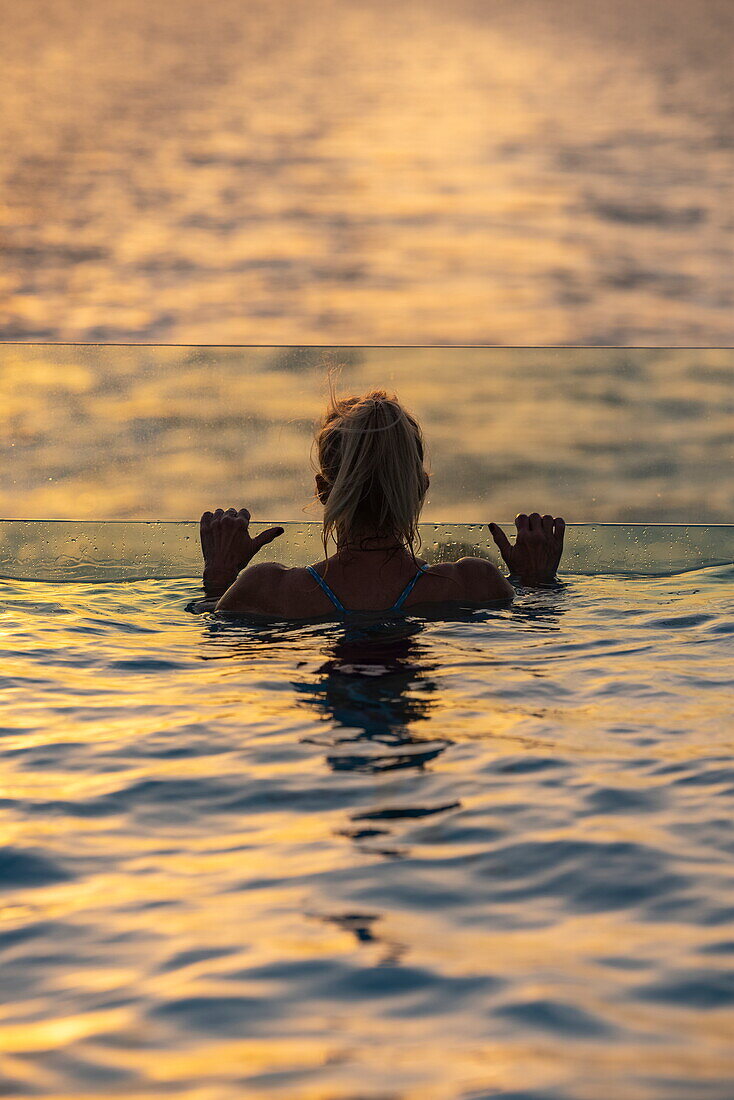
(1, 567), (734, 1099)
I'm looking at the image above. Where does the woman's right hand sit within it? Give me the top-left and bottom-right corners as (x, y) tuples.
(200, 507), (284, 596)
(489, 514), (565, 585)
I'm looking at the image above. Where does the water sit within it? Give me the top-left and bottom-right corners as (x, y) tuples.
(2, 565), (733, 1098)
(2, 0), (733, 343)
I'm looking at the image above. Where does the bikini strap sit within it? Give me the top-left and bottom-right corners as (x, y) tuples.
(391, 565), (429, 611)
(305, 565), (348, 614)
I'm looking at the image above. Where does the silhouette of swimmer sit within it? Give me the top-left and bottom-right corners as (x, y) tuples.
(194, 380), (565, 619)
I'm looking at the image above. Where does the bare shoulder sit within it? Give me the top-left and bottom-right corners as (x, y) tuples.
(215, 562), (329, 616)
(452, 556), (514, 601)
(407, 557), (512, 604)
(215, 561), (289, 613)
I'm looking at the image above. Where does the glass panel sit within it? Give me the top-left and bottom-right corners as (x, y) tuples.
(2, 346), (733, 526)
(1, 520), (732, 581)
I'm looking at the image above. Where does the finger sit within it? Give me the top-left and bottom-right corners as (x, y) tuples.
(225, 508), (238, 517)
(542, 514), (553, 536)
(528, 512), (542, 532)
(515, 513), (529, 532)
(238, 508), (251, 522)
(251, 527), (285, 552)
(554, 517), (566, 545)
(200, 511), (213, 551)
(488, 522), (513, 560)
(213, 508), (224, 519)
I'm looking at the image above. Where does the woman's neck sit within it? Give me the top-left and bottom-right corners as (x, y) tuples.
(334, 532), (406, 556)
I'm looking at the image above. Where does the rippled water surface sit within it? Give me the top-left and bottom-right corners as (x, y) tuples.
(2, 567), (733, 1098)
(2, 0), (733, 342)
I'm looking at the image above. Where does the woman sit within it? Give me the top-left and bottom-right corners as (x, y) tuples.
(198, 386), (565, 618)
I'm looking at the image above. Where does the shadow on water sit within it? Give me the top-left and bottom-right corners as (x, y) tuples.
(313, 909), (407, 966)
(196, 594), (570, 762)
(193, 595), (569, 853)
(292, 618), (466, 859)
(294, 622), (446, 775)
(196, 611), (459, 840)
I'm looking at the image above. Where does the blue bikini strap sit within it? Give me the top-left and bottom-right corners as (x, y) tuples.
(305, 565), (347, 614)
(391, 565), (429, 611)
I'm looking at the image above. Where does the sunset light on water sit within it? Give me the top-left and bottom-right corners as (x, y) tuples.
(2, 0), (733, 344)
(2, 565), (734, 1098)
(2, 345), (733, 1098)
(2, 0), (733, 1096)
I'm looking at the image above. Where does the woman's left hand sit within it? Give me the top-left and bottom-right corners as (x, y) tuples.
(200, 508), (284, 596)
(489, 513), (565, 585)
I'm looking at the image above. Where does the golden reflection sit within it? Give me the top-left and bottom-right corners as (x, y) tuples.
(1, 0), (733, 343)
(0, 1007), (133, 1052)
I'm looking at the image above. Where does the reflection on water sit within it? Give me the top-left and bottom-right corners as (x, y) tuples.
(297, 624), (452, 859)
(1, 0), (733, 343)
(295, 625), (445, 773)
(1, 569), (734, 1096)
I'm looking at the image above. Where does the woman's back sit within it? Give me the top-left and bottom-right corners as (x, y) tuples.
(305, 560), (429, 615)
(214, 549), (513, 618)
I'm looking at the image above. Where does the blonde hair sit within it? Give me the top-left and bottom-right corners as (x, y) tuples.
(313, 376), (428, 563)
